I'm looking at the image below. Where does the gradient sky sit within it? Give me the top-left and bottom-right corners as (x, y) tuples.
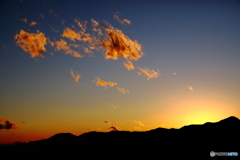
(0, 0), (240, 144)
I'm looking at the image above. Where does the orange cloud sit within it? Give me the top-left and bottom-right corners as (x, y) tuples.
(188, 86), (193, 91)
(113, 15), (131, 25)
(20, 18), (27, 23)
(108, 103), (119, 109)
(91, 18), (99, 26)
(75, 19), (87, 32)
(108, 126), (119, 131)
(49, 39), (84, 58)
(124, 61), (134, 70)
(138, 67), (160, 80)
(14, 30), (47, 58)
(93, 77), (118, 88)
(172, 72), (177, 75)
(134, 120), (145, 126)
(29, 21), (37, 26)
(102, 26), (144, 61)
(62, 28), (82, 41)
(0, 119), (19, 130)
(117, 87), (129, 94)
(134, 120), (150, 127)
(70, 69), (81, 82)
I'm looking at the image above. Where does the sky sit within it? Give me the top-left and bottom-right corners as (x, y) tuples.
(0, 0), (240, 144)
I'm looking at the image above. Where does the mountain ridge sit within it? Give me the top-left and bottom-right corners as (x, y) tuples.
(1, 116), (239, 158)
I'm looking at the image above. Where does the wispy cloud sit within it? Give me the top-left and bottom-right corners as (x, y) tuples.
(188, 86), (193, 91)
(29, 21), (37, 26)
(61, 28), (82, 42)
(134, 120), (145, 126)
(39, 13), (44, 18)
(134, 120), (150, 127)
(93, 77), (118, 88)
(0, 119), (18, 130)
(108, 126), (119, 131)
(117, 87), (129, 94)
(102, 26), (144, 61)
(70, 69), (81, 83)
(172, 72), (177, 75)
(91, 18), (99, 26)
(138, 67), (160, 80)
(124, 61), (134, 70)
(107, 103), (119, 109)
(113, 15), (131, 25)
(49, 39), (84, 57)
(20, 18), (28, 23)
(14, 30), (47, 58)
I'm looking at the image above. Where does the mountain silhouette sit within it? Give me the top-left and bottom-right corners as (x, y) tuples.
(1, 116), (239, 158)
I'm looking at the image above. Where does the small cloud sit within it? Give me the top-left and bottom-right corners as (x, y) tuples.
(62, 28), (82, 41)
(29, 21), (37, 26)
(39, 13), (44, 18)
(91, 18), (99, 26)
(134, 120), (145, 126)
(138, 67), (160, 80)
(20, 18), (27, 23)
(70, 69), (81, 83)
(14, 30), (47, 58)
(133, 126), (142, 130)
(188, 86), (193, 91)
(108, 103), (119, 109)
(104, 121), (110, 124)
(172, 72), (177, 75)
(49, 39), (84, 58)
(108, 126), (119, 131)
(62, 20), (65, 25)
(93, 77), (118, 88)
(117, 87), (129, 94)
(113, 15), (131, 25)
(124, 61), (134, 70)
(0, 119), (19, 130)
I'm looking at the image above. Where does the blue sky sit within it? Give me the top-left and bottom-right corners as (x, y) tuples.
(0, 0), (240, 144)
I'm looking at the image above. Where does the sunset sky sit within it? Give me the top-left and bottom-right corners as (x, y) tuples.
(0, 0), (240, 144)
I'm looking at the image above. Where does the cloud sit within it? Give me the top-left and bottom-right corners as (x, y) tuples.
(108, 103), (119, 109)
(102, 26), (144, 61)
(91, 18), (99, 26)
(93, 77), (118, 88)
(20, 18), (27, 23)
(133, 126), (142, 130)
(117, 87), (129, 94)
(49, 39), (84, 57)
(124, 61), (134, 70)
(61, 28), (82, 42)
(188, 86), (193, 91)
(75, 19), (87, 32)
(29, 21), (37, 26)
(0, 119), (18, 130)
(134, 120), (150, 127)
(70, 69), (81, 82)
(108, 126), (119, 131)
(104, 121), (110, 124)
(39, 13), (44, 18)
(134, 120), (145, 126)
(14, 30), (47, 58)
(172, 72), (177, 75)
(138, 67), (160, 80)
(113, 15), (131, 25)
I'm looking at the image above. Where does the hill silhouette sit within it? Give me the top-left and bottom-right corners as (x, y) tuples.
(1, 116), (239, 158)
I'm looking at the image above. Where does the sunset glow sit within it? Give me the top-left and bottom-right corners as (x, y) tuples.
(0, 0), (240, 144)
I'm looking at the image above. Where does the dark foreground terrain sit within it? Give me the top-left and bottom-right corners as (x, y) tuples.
(1, 116), (239, 158)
